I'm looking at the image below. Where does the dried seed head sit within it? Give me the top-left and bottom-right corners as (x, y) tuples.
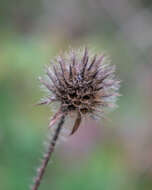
(38, 47), (120, 134)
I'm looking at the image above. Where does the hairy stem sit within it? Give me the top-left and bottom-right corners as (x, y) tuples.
(31, 115), (65, 190)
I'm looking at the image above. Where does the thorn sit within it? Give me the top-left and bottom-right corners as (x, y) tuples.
(48, 110), (63, 129)
(70, 112), (81, 135)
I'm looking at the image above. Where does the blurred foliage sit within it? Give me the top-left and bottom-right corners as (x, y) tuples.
(1, 0), (152, 190)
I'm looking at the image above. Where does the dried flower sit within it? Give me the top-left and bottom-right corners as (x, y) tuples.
(38, 47), (120, 135)
(32, 47), (120, 190)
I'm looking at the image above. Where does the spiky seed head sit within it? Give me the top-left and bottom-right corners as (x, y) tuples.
(38, 47), (120, 134)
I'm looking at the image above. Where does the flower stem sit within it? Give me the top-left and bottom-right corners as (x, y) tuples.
(31, 115), (65, 190)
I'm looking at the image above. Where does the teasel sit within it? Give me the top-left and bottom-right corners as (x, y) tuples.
(31, 47), (120, 190)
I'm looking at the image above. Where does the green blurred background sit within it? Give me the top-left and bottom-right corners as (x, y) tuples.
(1, 0), (152, 189)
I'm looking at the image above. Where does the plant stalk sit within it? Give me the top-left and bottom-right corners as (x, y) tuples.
(32, 115), (65, 190)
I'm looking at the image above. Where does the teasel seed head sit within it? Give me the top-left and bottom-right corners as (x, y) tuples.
(38, 47), (120, 135)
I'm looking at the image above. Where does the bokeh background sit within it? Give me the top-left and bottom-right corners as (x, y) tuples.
(1, 0), (152, 189)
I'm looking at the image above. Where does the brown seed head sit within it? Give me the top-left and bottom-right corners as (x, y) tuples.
(38, 47), (120, 134)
